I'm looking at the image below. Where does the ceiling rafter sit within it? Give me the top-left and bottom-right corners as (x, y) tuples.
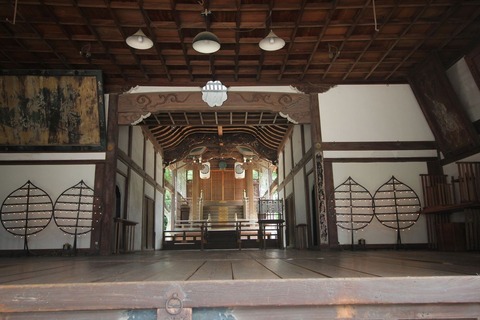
(299, 0), (338, 81)
(0, 23), (37, 68)
(386, 2), (463, 80)
(364, 0), (433, 80)
(170, 0), (194, 82)
(7, 0), (71, 69)
(256, 0), (274, 81)
(105, 0), (149, 80)
(70, 0), (128, 82)
(277, 0), (308, 81)
(2, 1), (475, 89)
(233, 0), (242, 81)
(135, 0), (172, 82)
(41, 0), (94, 67)
(343, 1), (399, 81)
(322, 0), (372, 80)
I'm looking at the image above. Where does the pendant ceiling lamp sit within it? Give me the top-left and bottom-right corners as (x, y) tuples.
(126, 29), (153, 50)
(193, 31), (220, 54)
(259, 30), (285, 51)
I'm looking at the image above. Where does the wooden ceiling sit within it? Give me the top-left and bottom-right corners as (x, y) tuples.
(2, 0), (479, 165)
(2, 0), (479, 92)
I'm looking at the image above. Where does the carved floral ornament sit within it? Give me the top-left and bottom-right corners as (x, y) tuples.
(201, 80), (228, 107)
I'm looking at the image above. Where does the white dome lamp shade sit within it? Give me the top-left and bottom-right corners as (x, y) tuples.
(126, 29), (153, 50)
(193, 31), (221, 54)
(259, 30), (285, 51)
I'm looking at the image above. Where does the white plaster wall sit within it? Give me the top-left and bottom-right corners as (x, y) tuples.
(446, 58), (480, 122)
(285, 181), (294, 199)
(293, 172), (307, 225)
(117, 159), (128, 176)
(332, 162), (428, 246)
(118, 126), (130, 154)
(0, 164), (95, 250)
(127, 171), (144, 250)
(278, 150), (284, 183)
(303, 124), (312, 153)
(156, 153), (164, 185)
(145, 181), (154, 199)
(145, 140), (155, 178)
(292, 126), (303, 166)
(284, 138), (293, 175)
(131, 126), (144, 167)
(319, 84), (435, 142)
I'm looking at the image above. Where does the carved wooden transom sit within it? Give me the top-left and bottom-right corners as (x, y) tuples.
(118, 91), (311, 165)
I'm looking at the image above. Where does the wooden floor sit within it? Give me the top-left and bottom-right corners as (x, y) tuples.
(1, 249), (479, 284)
(1, 249), (480, 319)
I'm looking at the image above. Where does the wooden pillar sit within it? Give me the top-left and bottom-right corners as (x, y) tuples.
(192, 164), (200, 220)
(309, 93), (333, 248)
(171, 166), (178, 225)
(93, 93), (119, 255)
(245, 164), (255, 220)
(323, 159), (338, 247)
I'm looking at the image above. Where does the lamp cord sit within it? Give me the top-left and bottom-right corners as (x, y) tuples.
(6, 0), (18, 25)
(372, 0), (379, 32)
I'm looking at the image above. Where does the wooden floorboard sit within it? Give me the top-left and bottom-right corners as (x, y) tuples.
(0, 249), (479, 285)
(1, 250), (480, 319)
(287, 259), (376, 278)
(187, 261), (233, 280)
(255, 258), (329, 279)
(232, 259), (280, 280)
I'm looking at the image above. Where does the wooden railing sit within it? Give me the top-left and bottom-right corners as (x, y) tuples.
(420, 174), (454, 208)
(162, 219), (262, 250)
(420, 162), (480, 251)
(457, 162), (480, 202)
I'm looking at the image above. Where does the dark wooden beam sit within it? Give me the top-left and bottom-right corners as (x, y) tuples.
(117, 91), (311, 125)
(321, 141), (437, 151)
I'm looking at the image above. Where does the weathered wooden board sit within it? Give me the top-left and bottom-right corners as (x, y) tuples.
(0, 276), (479, 313)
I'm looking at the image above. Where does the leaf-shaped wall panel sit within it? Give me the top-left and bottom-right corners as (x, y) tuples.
(373, 176), (421, 246)
(333, 176), (374, 231)
(54, 180), (96, 237)
(0, 180), (53, 251)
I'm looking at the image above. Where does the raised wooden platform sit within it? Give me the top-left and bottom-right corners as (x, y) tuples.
(0, 249), (479, 319)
